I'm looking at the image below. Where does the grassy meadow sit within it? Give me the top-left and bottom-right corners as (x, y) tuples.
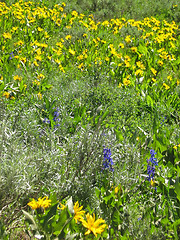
(0, 0), (180, 239)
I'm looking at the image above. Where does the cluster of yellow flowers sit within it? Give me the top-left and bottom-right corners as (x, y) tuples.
(28, 197), (107, 237)
(173, 144), (180, 150)
(0, 0), (179, 100)
(73, 201), (107, 237)
(27, 196), (52, 209)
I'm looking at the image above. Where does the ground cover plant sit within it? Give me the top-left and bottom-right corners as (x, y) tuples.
(0, 0), (180, 239)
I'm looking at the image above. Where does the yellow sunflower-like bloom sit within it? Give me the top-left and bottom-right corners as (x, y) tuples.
(38, 197), (51, 209)
(27, 197), (51, 210)
(69, 49), (75, 55)
(27, 198), (40, 210)
(3, 92), (10, 99)
(81, 213), (107, 237)
(163, 83), (170, 90)
(3, 32), (12, 39)
(73, 201), (85, 223)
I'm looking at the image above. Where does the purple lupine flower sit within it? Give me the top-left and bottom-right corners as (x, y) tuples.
(43, 118), (50, 124)
(147, 149), (158, 190)
(102, 148), (114, 172)
(53, 108), (60, 124)
(9, 52), (14, 60)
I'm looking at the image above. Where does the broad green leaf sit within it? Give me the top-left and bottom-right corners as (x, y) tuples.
(22, 210), (37, 231)
(146, 95), (154, 108)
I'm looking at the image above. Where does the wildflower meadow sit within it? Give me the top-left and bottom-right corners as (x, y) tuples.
(0, 0), (180, 239)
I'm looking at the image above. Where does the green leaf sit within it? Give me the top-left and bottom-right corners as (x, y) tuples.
(146, 95), (154, 108)
(114, 129), (124, 142)
(42, 203), (58, 229)
(175, 178), (180, 201)
(103, 194), (113, 204)
(138, 44), (148, 55)
(95, 188), (100, 199)
(22, 210), (37, 231)
(0, 80), (4, 91)
(53, 209), (73, 236)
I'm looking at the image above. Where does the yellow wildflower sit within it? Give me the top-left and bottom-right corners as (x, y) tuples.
(131, 47), (137, 52)
(3, 92), (10, 99)
(78, 63), (84, 69)
(158, 60), (163, 66)
(167, 76), (172, 81)
(59, 7), (64, 12)
(65, 35), (72, 40)
(37, 92), (42, 99)
(173, 146), (177, 150)
(119, 43), (124, 48)
(56, 19), (62, 26)
(151, 68), (157, 76)
(3, 32), (12, 39)
(123, 79), (131, 86)
(40, 43), (48, 48)
(163, 83), (170, 90)
(38, 197), (51, 209)
(34, 61), (39, 67)
(27, 198), (40, 210)
(125, 35), (131, 43)
(14, 40), (24, 46)
(36, 48), (41, 55)
(135, 69), (143, 76)
(44, 32), (49, 38)
(38, 27), (43, 32)
(150, 179), (156, 187)
(59, 64), (65, 73)
(33, 79), (40, 86)
(13, 75), (22, 81)
(72, 10), (78, 17)
(170, 42), (175, 49)
(136, 61), (145, 70)
(28, 197), (51, 210)
(69, 49), (75, 55)
(20, 57), (26, 64)
(12, 27), (18, 31)
(73, 201), (85, 223)
(81, 213), (107, 237)
(55, 59), (61, 64)
(35, 55), (42, 61)
(37, 74), (45, 79)
(115, 186), (119, 194)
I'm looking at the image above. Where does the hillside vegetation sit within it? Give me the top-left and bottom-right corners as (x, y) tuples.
(0, 0), (180, 239)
